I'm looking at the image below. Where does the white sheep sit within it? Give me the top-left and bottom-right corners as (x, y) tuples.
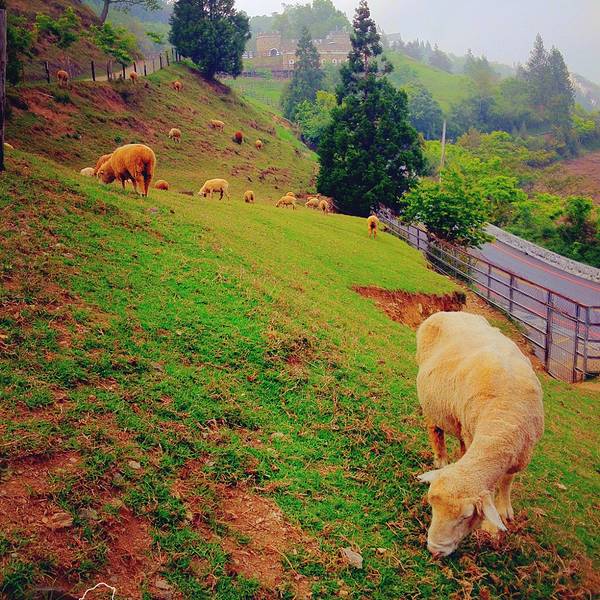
(168, 128), (182, 143)
(198, 178), (231, 200)
(80, 167), (95, 177)
(275, 195), (297, 209)
(416, 311), (544, 557)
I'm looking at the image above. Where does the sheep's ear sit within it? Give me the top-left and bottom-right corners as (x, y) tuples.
(477, 491), (507, 531)
(417, 469), (444, 484)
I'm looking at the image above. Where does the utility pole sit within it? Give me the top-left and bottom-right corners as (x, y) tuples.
(0, 3), (6, 172)
(438, 119), (447, 182)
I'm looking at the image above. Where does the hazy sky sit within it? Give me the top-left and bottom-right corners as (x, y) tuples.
(236, 0), (600, 83)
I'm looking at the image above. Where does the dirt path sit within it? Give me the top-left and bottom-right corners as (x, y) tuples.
(561, 150), (600, 203)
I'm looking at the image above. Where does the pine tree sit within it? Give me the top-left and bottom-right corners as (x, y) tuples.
(169, 0), (250, 80)
(523, 33), (550, 109)
(281, 26), (324, 121)
(547, 47), (574, 127)
(429, 44), (452, 73)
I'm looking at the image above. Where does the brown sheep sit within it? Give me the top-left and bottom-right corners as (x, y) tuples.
(305, 196), (320, 209)
(276, 195), (297, 210)
(285, 191), (296, 198)
(244, 190), (255, 203)
(168, 128), (182, 143)
(93, 153), (113, 176)
(367, 215), (379, 238)
(129, 71), (139, 84)
(198, 178), (231, 200)
(233, 131), (244, 145)
(56, 70), (69, 88)
(209, 119), (225, 132)
(319, 198), (330, 214)
(173, 81), (183, 92)
(97, 144), (156, 197)
(255, 139), (263, 150)
(155, 180), (169, 190)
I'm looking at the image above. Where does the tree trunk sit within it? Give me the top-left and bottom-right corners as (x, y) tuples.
(0, 8), (6, 172)
(99, 0), (110, 24)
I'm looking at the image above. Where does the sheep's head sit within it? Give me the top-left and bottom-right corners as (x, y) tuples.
(97, 165), (116, 184)
(418, 467), (506, 557)
(198, 187), (208, 197)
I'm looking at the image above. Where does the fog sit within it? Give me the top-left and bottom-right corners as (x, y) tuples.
(235, 0), (600, 83)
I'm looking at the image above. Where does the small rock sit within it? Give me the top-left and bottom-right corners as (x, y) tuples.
(340, 547), (363, 569)
(128, 460), (142, 470)
(47, 511), (73, 530)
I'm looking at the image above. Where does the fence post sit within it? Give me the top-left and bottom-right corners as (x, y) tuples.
(583, 307), (590, 378)
(133, 61), (137, 73)
(508, 273), (515, 314)
(486, 263), (492, 300)
(544, 291), (553, 369)
(121, 63), (126, 79)
(143, 62), (147, 77)
(44, 61), (51, 84)
(91, 60), (96, 82)
(159, 54), (163, 69)
(572, 304), (581, 382)
(166, 51), (170, 67)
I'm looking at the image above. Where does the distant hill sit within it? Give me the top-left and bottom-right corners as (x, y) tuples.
(571, 73), (600, 111)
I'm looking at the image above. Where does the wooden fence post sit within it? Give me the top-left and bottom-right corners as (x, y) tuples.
(0, 7), (6, 173)
(143, 62), (147, 77)
(133, 61), (137, 73)
(159, 54), (163, 69)
(166, 51), (170, 67)
(106, 61), (111, 81)
(44, 61), (51, 84)
(122, 63), (126, 79)
(91, 60), (96, 82)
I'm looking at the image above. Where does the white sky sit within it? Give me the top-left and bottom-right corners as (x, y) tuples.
(235, 0), (600, 83)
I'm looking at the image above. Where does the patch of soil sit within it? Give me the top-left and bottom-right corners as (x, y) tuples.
(354, 287), (466, 329)
(559, 150), (600, 204)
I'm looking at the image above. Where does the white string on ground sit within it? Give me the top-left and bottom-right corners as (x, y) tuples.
(78, 582), (117, 600)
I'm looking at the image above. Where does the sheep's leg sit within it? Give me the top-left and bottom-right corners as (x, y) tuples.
(133, 175), (145, 196)
(495, 474), (515, 522)
(427, 425), (448, 468)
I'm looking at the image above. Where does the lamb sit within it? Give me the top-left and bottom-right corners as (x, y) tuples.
(80, 167), (95, 177)
(155, 180), (169, 190)
(255, 139), (263, 150)
(198, 178), (231, 200)
(244, 190), (255, 203)
(172, 81), (183, 92)
(367, 215), (379, 238)
(97, 144), (156, 197)
(415, 311), (544, 558)
(276, 195), (297, 209)
(210, 119), (225, 132)
(56, 70), (69, 88)
(93, 153), (113, 176)
(305, 196), (320, 209)
(129, 71), (139, 84)
(168, 128), (182, 143)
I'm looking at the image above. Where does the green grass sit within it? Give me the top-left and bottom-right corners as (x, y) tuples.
(1, 64), (598, 598)
(225, 77), (288, 115)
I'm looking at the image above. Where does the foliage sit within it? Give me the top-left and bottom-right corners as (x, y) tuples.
(35, 7), (80, 51)
(403, 167), (492, 247)
(406, 84), (443, 140)
(169, 0), (250, 80)
(294, 90), (336, 147)
(90, 22), (138, 65)
(6, 15), (36, 85)
(146, 30), (164, 45)
(281, 27), (324, 121)
(428, 44), (452, 73)
(96, 0), (161, 25)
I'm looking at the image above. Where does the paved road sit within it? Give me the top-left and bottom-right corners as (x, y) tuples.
(475, 240), (600, 307)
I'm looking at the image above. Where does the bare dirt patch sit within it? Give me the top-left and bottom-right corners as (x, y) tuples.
(354, 287), (466, 329)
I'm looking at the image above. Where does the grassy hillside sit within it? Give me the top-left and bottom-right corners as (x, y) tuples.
(1, 64), (599, 598)
(385, 52), (473, 112)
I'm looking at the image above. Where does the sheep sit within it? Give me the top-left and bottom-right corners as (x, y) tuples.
(233, 131), (244, 145)
(155, 180), (169, 190)
(168, 128), (182, 143)
(97, 143), (156, 197)
(276, 195), (297, 210)
(93, 153), (113, 176)
(79, 167), (95, 177)
(318, 198), (330, 214)
(172, 81), (183, 92)
(129, 71), (139, 84)
(367, 215), (379, 238)
(3, 142), (14, 150)
(285, 191), (296, 198)
(56, 70), (69, 88)
(305, 196), (320, 209)
(198, 178), (231, 200)
(255, 139), (263, 150)
(209, 119), (225, 132)
(244, 190), (255, 203)
(415, 311), (544, 558)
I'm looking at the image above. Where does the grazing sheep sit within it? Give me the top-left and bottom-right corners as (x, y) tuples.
(172, 81), (183, 92)
(209, 119), (225, 132)
(276, 195), (297, 210)
(93, 153), (113, 176)
(415, 311), (544, 558)
(198, 178), (231, 200)
(168, 128), (182, 143)
(155, 180), (169, 190)
(56, 70), (69, 88)
(79, 167), (95, 177)
(285, 191), (296, 198)
(244, 190), (255, 203)
(97, 144), (156, 197)
(367, 215), (379, 238)
(255, 139), (263, 150)
(318, 198), (330, 214)
(305, 196), (320, 209)
(233, 131), (244, 145)
(129, 71), (139, 84)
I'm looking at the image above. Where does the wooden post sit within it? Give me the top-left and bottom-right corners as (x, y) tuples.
(159, 54), (163, 69)
(143, 61), (147, 77)
(0, 7), (6, 172)
(438, 119), (447, 181)
(91, 60), (96, 82)
(44, 61), (51, 84)
(166, 51), (170, 67)
(121, 63), (126, 79)
(133, 61), (137, 73)
(106, 61), (111, 81)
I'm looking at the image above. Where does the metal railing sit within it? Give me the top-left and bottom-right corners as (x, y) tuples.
(379, 214), (600, 383)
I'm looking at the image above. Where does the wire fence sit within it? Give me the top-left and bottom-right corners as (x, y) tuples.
(379, 213), (600, 383)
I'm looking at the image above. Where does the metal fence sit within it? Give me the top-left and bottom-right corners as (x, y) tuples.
(379, 215), (600, 383)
